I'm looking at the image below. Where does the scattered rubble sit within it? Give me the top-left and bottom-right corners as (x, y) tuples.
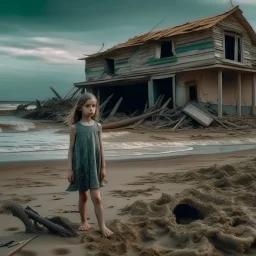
(16, 87), (256, 130)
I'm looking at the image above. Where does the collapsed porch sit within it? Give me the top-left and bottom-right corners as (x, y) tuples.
(74, 64), (256, 119)
(75, 75), (176, 118)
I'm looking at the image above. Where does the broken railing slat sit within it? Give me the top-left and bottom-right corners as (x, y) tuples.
(100, 93), (114, 112)
(172, 116), (186, 130)
(50, 86), (62, 101)
(106, 97), (123, 119)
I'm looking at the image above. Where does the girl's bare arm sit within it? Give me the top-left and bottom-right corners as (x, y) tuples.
(68, 124), (76, 170)
(98, 123), (106, 169)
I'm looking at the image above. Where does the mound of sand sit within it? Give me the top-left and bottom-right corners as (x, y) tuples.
(110, 186), (160, 198)
(82, 158), (256, 256)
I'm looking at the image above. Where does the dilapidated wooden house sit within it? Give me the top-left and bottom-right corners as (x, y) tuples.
(75, 6), (256, 117)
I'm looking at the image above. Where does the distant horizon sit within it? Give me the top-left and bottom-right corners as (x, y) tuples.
(1, 0), (256, 101)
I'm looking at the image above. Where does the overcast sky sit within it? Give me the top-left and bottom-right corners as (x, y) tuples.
(0, 0), (256, 101)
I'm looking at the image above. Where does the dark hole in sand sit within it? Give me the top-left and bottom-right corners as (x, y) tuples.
(173, 203), (203, 224)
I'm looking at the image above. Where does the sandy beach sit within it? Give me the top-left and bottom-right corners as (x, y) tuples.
(1, 148), (256, 256)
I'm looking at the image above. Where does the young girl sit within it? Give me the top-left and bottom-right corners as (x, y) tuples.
(66, 92), (113, 237)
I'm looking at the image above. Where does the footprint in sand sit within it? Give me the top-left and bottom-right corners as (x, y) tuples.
(16, 250), (37, 256)
(52, 248), (71, 255)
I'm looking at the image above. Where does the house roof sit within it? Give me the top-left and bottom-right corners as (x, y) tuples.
(81, 6), (256, 60)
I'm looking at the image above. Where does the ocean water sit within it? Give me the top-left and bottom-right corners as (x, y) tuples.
(1, 103), (256, 163)
(0, 104), (194, 162)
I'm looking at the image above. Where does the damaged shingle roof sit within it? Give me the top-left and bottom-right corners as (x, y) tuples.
(81, 6), (256, 59)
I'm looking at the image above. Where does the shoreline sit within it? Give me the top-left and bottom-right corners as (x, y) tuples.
(1, 148), (256, 169)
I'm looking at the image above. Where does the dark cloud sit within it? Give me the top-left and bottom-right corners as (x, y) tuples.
(0, 0), (255, 101)
(0, 0), (230, 34)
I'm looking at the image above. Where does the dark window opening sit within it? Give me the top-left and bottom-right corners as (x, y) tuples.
(153, 78), (173, 108)
(225, 34), (242, 63)
(225, 35), (235, 60)
(189, 85), (197, 101)
(105, 58), (115, 75)
(160, 41), (174, 58)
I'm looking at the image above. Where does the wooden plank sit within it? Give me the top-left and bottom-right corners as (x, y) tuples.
(100, 93), (114, 112)
(106, 97), (123, 119)
(172, 115), (186, 130)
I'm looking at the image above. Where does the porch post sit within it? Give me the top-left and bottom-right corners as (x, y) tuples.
(148, 79), (155, 108)
(252, 74), (256, 116)
(237, 73), (242, 117)
(172, 75), (176, 108)
(218, 70), (223, 118)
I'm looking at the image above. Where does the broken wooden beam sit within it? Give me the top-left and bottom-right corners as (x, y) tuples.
(50, 86), (62, 101)
(102, 109), (162, 130)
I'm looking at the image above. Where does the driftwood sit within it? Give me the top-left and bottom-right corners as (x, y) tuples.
(2, 202), (78, 237)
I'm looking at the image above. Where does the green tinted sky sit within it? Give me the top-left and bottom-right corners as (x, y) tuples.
(0, 0), (255, 101)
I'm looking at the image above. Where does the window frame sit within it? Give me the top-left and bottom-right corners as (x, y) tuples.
(223, 31), (244, 64)
(155, 40), (175, 59)
(104, 58), (115, 75)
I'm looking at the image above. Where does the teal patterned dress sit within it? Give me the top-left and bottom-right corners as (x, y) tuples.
(66, 121), (102, 192)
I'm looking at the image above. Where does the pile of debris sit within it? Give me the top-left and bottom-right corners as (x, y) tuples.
(102, 96), (256, 131)
(16, 88), (256, 130)
(17, 86), (81, 122)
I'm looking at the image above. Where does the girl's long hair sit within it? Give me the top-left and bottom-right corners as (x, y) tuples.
(66, 92), (99, 126)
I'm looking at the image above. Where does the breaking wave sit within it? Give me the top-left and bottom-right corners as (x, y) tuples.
(0, 121), (36, 132)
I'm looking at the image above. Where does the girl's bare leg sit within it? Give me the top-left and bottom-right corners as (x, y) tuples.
(78, 191), (92, 231)
(90, 189), (113, 237)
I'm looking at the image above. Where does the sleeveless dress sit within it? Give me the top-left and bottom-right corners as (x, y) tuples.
(66, 121), (102, 192)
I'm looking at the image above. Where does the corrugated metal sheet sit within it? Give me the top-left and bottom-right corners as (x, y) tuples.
(79, 6), (256, 60)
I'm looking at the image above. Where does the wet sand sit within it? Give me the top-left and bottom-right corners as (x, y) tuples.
(1, 150), (256, 255)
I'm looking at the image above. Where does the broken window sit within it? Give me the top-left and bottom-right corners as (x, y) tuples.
(224, 33), (242, 63)
(156, 41), (174, 58)
(105, 58), (115, 75)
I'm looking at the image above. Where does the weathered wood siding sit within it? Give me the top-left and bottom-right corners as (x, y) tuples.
(213, 15), (253, 67)
(252, 46), (256, 67)
(85, 30), (215, 81)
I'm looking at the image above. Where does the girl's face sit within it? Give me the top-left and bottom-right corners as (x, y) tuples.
(80, 98), (97, 118)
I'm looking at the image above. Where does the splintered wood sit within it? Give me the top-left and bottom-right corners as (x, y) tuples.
(16, 90), (256, 131)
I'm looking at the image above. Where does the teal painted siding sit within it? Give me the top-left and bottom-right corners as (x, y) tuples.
(86, 68), (104, 76)
(146, 56), (178, 66)
(115, 58), (129, 65)
(175, 40), (214, 53)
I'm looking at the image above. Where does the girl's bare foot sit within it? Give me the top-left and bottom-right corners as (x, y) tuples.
(78, 222), (92, 231)
(101, 226), (113, 237)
